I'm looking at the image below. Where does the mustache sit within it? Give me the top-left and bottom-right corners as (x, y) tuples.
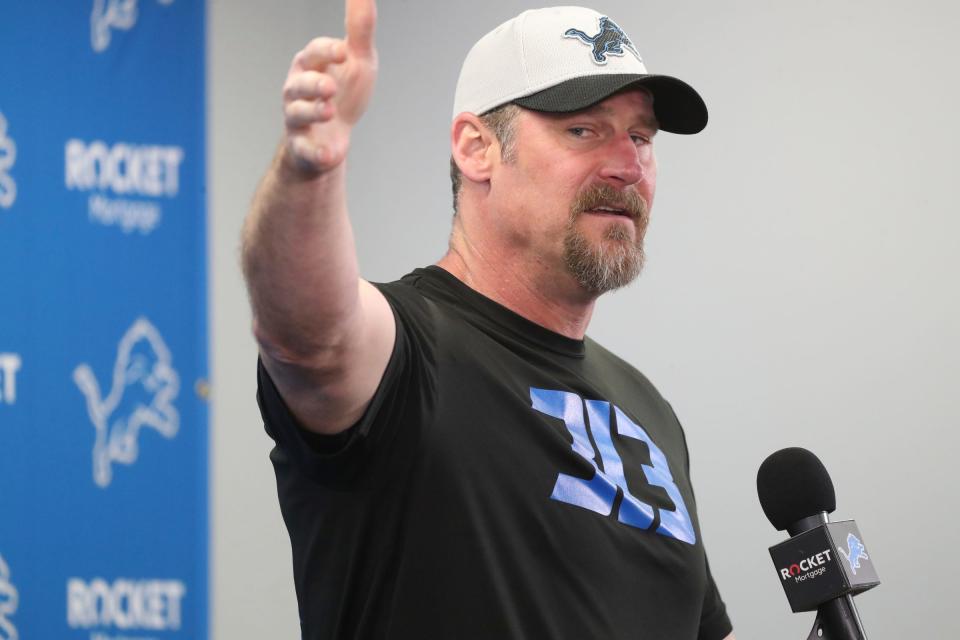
(571, 183), (648, 220)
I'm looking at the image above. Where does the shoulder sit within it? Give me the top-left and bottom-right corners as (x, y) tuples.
(583, 335), (660, 393)
(371, 269), (482, 343)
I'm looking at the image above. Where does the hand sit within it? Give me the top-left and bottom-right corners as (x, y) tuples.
(281, 0), (377, 175)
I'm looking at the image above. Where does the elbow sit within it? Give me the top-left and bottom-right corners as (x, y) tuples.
(252, 315), (351, 371)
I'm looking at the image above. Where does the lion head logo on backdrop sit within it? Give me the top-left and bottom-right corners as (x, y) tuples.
(73, 317), (180, 487)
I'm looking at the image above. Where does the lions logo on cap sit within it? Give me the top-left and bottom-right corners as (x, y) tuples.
(564, 16), (641, 65)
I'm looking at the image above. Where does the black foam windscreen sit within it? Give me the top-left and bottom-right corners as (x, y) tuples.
(757, 447), (836, 531)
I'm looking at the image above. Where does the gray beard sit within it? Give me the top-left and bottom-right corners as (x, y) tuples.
(563, 221), (645, 294)
(562, 182), (649, 294)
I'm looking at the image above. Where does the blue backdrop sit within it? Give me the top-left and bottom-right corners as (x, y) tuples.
(0, 1), (208, 638)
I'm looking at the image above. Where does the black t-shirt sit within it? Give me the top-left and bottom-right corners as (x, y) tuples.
(257, 266), (732, 640)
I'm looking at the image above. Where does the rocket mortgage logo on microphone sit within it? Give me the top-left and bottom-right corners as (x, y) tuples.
(779, 548), (833, 583)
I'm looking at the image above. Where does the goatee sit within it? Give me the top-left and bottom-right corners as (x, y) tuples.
(563, 183), (650, 294)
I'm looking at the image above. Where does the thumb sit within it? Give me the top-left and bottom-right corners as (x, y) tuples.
(345, 0), (377, 57)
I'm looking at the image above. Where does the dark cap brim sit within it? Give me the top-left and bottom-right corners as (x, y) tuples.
(512, 74), (707, 134)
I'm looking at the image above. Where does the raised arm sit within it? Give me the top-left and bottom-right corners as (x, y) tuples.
(241, 0), (394, 435)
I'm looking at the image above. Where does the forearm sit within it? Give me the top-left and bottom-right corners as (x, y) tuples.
(242, 147), (361, 364)
(240, 3), (388, 433)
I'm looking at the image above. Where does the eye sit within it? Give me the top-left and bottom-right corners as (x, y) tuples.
(568, 127), (593, 138)
(631, 134), (652, 146)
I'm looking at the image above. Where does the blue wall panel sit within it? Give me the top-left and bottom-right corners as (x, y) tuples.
(0, 2), (208, 638)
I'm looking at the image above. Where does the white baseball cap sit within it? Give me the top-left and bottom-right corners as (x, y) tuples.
(453, 6), (707, 134)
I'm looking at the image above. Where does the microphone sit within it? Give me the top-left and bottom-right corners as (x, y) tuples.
(757, 448), (880, 640)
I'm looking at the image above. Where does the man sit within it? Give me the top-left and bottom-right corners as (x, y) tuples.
(242, 2), (735, 638)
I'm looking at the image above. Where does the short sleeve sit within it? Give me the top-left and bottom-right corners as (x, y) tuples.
(698, 555), (733, 640)
(665, 402), (733, 639)
(256, 279), (438, 486)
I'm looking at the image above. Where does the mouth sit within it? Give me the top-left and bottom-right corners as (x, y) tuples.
(585, 205), (633, 218)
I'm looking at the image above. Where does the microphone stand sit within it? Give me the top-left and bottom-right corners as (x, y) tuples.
(790, 513), (869, 640)
(806, 595), (868, 640)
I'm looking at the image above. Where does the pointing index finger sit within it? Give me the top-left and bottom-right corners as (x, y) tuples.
(345, 0), (376, 56)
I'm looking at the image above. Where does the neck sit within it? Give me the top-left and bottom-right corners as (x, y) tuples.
(435, 223), (596, 340)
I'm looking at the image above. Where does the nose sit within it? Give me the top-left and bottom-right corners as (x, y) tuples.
(597, 133), (646, 187)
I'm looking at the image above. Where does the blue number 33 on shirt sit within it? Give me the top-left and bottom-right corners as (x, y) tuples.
(531, 388), (696, 544)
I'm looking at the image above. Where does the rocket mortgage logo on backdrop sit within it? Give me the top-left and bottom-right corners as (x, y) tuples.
(64, 138), (185, 235)
(66, 576), (186, 635)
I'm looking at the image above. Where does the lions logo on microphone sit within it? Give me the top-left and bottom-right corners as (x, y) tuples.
(838, 532), (869, 575)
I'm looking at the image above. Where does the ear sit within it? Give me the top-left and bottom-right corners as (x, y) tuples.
(451, 113), (498, 185)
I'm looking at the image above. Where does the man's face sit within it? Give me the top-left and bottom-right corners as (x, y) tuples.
(489, 88), (658, 294)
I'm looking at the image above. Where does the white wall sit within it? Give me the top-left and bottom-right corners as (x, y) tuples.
(210, 1), (960, 637)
